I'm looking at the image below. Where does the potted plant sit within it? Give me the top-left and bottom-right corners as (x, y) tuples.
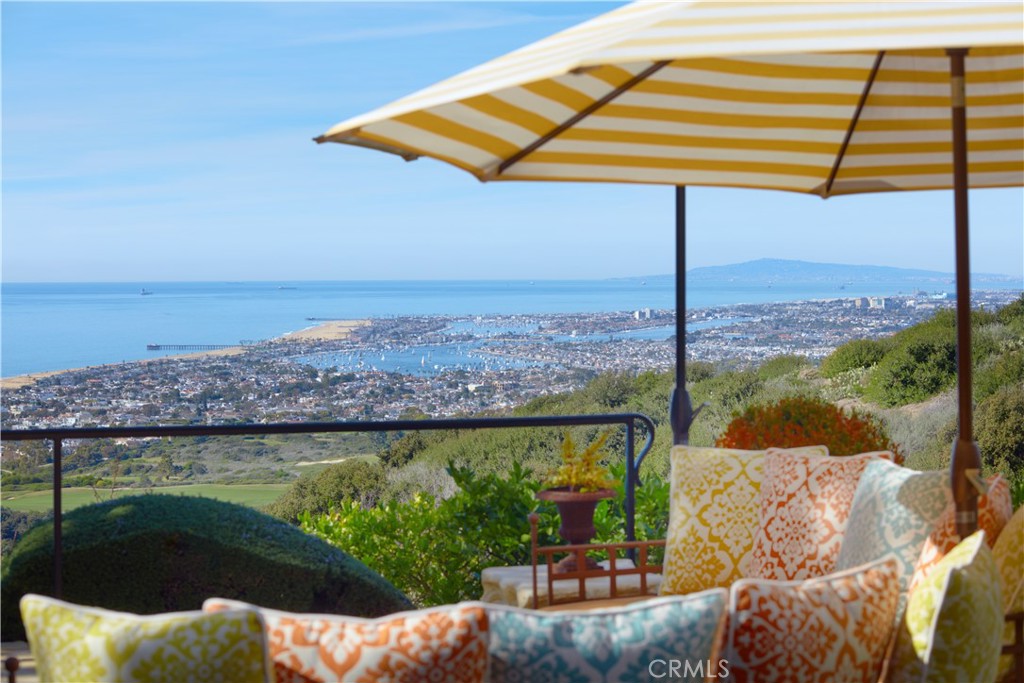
(536, 431), (618, 570)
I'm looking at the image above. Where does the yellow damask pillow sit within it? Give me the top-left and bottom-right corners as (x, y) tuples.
(888, 531), (1003, 683)
(660, 445), (827, 596)
(20, 594), (270, 683)
(994, 504), (1024, 679)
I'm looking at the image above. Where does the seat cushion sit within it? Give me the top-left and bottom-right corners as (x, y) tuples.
(887, 530), (1003, 683)
(485, 590), (728, 683)
(660, 445), (827, 596)
(725, 556), (900, 683)
(20, 594), (270, 683)
(537, 594), (659, 612)
(203, 598), (488, 683)
(835, 459), (950, 603)
(750, 449), (893, 580)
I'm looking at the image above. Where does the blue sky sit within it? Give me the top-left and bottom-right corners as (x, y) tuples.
(2, 1), (1022, 283)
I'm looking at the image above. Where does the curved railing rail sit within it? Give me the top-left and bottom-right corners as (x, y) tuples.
(2, 413), (656, 598)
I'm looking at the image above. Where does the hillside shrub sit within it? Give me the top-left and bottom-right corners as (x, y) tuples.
(997, 295), (1024, 333)
(694, 369), (763, 409)
(0, 495), (412, 641)
(861, 308), (1009, 407)
(820, 338), (891, 378)
(975, 348), (1024, 401)
(686, 361), (717, 383)
(301, 461), (670, 606)
(865, 336), (957, 406)
(265, 458), (388, 523)
(757, 355), (811, 380)
(716, 395), (903, 461)
(974, 382), (1024, 479)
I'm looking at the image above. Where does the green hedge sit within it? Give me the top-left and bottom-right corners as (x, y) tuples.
(301, 461), (670, 606)
(1, 494), (412, 640)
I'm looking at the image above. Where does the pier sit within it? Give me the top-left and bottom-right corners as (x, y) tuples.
(146, 344), (238, 351)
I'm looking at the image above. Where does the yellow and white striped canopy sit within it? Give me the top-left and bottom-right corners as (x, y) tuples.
(318, 1), (1023, 197)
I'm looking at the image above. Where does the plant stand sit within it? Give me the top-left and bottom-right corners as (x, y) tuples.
(536, 487), (615, 573)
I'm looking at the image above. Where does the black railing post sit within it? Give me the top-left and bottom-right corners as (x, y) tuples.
(625, 419), (636, 545)
(52, 438), (63, 599)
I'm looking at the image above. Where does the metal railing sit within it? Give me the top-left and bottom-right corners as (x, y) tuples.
(1, 413), (656, 598)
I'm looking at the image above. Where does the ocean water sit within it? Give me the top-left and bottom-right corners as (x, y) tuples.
(0, 277), (1005, 378)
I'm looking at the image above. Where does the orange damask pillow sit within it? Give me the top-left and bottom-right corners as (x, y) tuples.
(725, 555), (901, 683)
(203, 598), (488, 683)
(911, 474), (1012, 588)
(749, 449), (893, 581)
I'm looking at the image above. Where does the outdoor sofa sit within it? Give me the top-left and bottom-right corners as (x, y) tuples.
(12, 446), (1024, 683)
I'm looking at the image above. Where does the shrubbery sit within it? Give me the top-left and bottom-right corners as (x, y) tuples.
(716, 395), (902, 461)
(301, 461), (669, 606)
(265, 458), (388, 523)
(975, 382), (1024, 482)
(975, 348), (1024, 401)
(0, 507), (51, 557)
(820, 339), (891, 378)
(1, 495), (412, 640)
(865, 336), (957, 407)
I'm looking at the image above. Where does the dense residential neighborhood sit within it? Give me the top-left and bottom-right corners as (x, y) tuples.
(3, 291), (1016, 430)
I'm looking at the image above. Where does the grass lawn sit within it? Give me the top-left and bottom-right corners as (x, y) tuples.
(0, 483), (291, 513)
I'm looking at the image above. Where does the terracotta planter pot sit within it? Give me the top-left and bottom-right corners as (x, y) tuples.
(536, 487), (615, 546)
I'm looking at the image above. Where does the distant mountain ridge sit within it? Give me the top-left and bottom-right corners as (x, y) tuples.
(630, 258), (1020, 285)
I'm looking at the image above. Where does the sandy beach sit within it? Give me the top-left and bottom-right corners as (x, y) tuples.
(0, 320), (368, 391)
(275, 319), (368, 342)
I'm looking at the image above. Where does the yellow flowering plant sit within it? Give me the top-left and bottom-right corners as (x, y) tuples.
(543, 431), (618, 493)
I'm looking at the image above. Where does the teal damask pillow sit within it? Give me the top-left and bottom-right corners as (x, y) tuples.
(482, 591), (728, 683)
(835, 460), (950, 602)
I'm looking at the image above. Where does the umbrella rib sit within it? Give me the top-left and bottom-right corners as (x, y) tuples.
(822, 51), (886, 198)
(493, 60), (672, 178)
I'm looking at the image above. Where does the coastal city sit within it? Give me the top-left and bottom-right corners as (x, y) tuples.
(2, 290), (1017, 430)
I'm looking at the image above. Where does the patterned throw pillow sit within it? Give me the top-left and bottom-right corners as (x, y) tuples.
(750, 449), (893, 581)
(887, 531), (1003, 683)
(835, 459), (950, 601)
(203, 598), (488, 683)
(661, 445), (828, 596)
(994, 504), (1024, 679)
(912, 474), (1012, 587)
(725, 556), (900, 683)
(484, 591), (728, 683)
(20, 594), (270, 683)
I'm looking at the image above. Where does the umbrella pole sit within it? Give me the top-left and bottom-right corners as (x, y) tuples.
(671, 185), (695, 445)
(948, 47), (980, 539)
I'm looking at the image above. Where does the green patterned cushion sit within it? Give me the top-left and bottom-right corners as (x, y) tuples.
(20, 593), (270, 683)
(888, 531), (1003, 683)
(835, 460), (950, 602)
(484, 591), (728, 683)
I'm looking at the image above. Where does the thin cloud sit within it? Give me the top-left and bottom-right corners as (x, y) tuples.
(284, 10), (589, 47)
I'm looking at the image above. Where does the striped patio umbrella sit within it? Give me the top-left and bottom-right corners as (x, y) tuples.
(318, 1), (1024, 536)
